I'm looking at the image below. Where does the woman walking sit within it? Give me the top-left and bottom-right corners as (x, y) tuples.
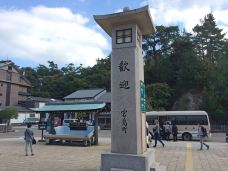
(153, 119), (165, 148)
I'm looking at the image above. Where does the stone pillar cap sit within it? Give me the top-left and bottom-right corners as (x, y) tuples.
(94, 5), (156, 37)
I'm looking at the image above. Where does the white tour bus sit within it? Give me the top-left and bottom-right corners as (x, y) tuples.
(146, 111), (211, 141)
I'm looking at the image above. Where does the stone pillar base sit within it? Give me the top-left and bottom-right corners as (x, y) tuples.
(99, 149), (166, 171)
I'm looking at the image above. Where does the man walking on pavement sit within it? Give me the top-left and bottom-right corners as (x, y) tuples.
(198, 123), (209, 150)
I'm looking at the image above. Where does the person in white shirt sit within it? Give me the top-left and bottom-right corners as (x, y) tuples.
(164, 121), (171, 140)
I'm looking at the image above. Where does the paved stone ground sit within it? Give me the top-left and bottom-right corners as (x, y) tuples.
(153, 141), (228, 171)
(0, 137), (227, 171)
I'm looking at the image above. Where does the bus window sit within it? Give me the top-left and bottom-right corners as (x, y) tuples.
(175, 115), (187, 125)
(159, 116), (167, 125)
(167, 115), (176, 123)
(199, 115), (208, 125)
(146, 115), (158, 125)
(187, 115), (208, 125)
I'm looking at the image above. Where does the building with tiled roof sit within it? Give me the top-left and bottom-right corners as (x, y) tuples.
(64, 88), (106, 103)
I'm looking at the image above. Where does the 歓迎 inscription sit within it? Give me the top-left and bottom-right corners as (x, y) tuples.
(119, 60), (130, 72)
(119, 80), (130, 89)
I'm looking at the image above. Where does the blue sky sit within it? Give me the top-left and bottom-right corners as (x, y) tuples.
(0, 0), (143, 18)
(0, 0), (228, 68)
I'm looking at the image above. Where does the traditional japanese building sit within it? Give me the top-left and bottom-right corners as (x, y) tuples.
(64, 88), (111, 129)
(97, 92), (111, 129)
(63, 88), (106, 103)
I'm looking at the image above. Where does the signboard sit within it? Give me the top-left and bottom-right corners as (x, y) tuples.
(38, 121), (47, 130)
(70, 122), (87, 130)
(140, 80), (146, 112)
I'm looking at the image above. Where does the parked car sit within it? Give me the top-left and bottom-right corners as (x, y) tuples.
(23, 118), (40, 125)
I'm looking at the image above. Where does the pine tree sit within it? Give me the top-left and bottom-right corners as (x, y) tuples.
(193, 13), (226, 63)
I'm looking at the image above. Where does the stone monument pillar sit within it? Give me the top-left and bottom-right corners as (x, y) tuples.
(94, 6), (165, 171)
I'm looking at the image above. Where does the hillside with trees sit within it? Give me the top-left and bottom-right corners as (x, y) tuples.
(22, 13), (228, 123)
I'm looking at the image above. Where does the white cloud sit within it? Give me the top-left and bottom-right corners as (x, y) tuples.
(0, 6), (109, 67)
(115, 8), (123, 13)
(141, 0), (228, 36)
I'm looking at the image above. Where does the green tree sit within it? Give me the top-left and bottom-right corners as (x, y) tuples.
(48, 61), (61, 75)
(192, 13), (228, 122)
(193, 13), (226, 63)
(36, 64), (49, 77)
(21, 67), (40, 95)
(146, 83), (171, 111)
(80, 56), (111, 91)
(170, 38), (202, 90)
(143, 26), (180, 60)
(61, 63), (82, 76)
(143, 26), (180, 85)
(0, 108), (18, 120)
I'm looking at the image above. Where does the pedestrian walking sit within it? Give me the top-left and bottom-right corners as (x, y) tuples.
(160, 122), (165, 140)
(164, 121), (171, 140)
(198, 123), (209, 150)
(172, 122), (178, 142)
(24, 124), (34, 156)
(153, 119), (165, 147)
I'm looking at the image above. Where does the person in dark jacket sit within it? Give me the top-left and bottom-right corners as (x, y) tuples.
(172, 122), (178, 142)
(198, 123), (209, 150)
(153, 120), (165, 147)
(24, 124), (34, 156)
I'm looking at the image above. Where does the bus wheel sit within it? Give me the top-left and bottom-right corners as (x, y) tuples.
(182, 133), (192, 141)
(226, 137), (228, 143)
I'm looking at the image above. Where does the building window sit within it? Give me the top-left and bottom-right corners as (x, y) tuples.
(30, 114), (35, 118)
(19, 77), (23, 83)
(8, 66), (12, 70)
(6, 73), (11, 81)
(116, 28), (132, 44)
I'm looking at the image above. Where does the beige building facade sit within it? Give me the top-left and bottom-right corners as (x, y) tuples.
(0, 60), (31, 108)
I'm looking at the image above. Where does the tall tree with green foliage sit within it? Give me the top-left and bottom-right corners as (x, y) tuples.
(170, 38), (202, 90)
(193, 13), (226, 63)
(143, 26), (180, 85)
(21, 56), (111, 99)
(0, 108), (18, 124)
(80, 56), (111, 91)
(143, 26), (180, 60)
(146, 83), (171, 111)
